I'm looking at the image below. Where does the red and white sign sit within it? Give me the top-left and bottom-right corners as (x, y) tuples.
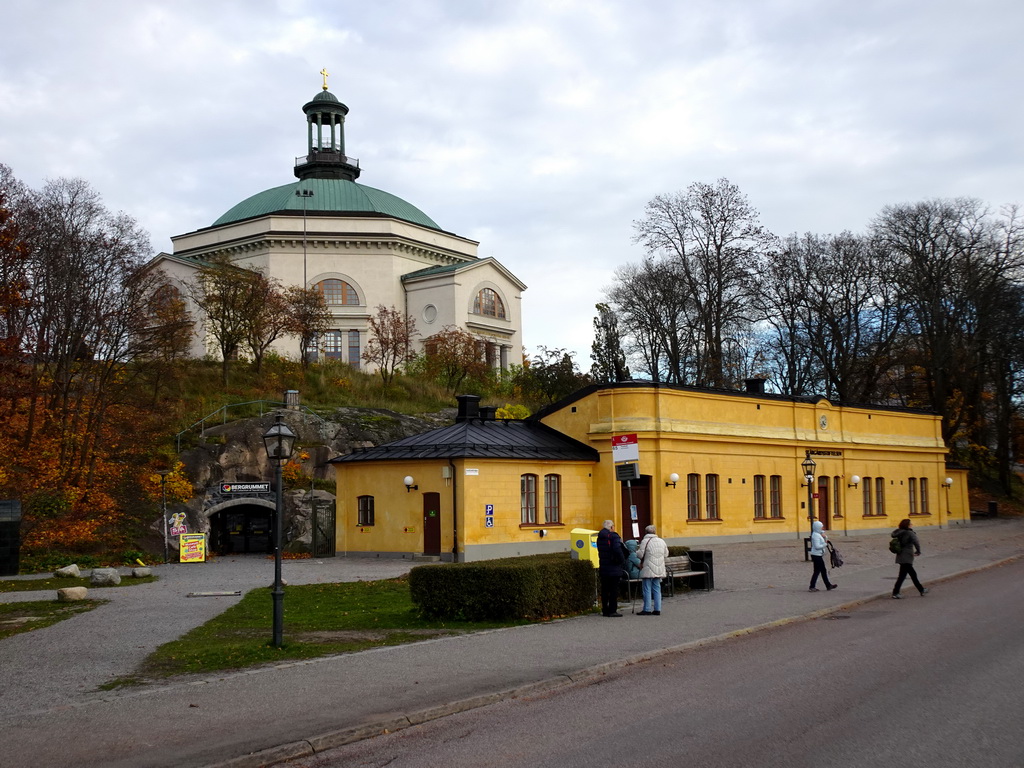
(612, 433), (639, 462)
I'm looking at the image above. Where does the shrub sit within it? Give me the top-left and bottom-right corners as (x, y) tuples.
(409, 553), (596, 621)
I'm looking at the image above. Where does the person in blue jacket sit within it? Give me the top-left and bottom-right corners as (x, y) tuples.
(808, 520), (837, 592)
(623, 539), (643, 579)
(596, 520), (627, 617)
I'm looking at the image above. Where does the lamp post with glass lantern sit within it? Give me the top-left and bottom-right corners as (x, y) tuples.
(801, 455), (817, 541)
(262, 414), (297, 648)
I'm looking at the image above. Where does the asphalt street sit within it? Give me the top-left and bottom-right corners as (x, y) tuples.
(286, 557), (1024, 768)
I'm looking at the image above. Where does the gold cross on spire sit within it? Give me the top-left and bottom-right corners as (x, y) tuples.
(320, 68), (330, 91)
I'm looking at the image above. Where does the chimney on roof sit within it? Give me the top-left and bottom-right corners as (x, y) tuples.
(479, 405), (498, 421)
(455, 394), (481, 422)
(744, 378), (766, 395)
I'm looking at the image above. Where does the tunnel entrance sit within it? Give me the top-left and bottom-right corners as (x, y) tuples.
(209, 504), (274, 555)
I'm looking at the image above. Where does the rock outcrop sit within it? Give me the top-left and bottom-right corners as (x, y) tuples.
(164, 405), (452, 556)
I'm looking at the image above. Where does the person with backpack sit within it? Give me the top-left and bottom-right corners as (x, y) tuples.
(891, 518), (929, 598)
(636, 524), (669, 615)
(623, 539), (643, 580)
(808, 520), (837, 592)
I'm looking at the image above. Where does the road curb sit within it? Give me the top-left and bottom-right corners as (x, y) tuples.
(205, 554), (1021, 768)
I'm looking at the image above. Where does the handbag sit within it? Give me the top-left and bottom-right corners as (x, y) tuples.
(827, 541), (844, 568)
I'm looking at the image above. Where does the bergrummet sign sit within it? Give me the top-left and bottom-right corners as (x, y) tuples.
(220, 482), (271, 494)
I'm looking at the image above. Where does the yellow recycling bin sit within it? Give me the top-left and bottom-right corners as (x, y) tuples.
(570, 528), (600, 568)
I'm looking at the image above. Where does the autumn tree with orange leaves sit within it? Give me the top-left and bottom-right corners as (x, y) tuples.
(0, 165), (189, 555)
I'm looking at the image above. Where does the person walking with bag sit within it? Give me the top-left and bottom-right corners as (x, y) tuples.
(808, 520), (837, 592)
(637, 524), (669, 615)
(892, 518), (928, 598)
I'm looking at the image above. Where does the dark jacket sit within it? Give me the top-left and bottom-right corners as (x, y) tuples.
(893, 527), (921, 565)
(597, 528), (626, 575)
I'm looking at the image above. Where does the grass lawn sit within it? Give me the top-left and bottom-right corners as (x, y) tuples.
(137, 576), (532, 680)
(0, 599), (104, 640)
(0, 575), (157, 593)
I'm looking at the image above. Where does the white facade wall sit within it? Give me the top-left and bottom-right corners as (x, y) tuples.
(155, 212), (525, 371)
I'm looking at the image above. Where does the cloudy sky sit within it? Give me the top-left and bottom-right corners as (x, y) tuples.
(1, 0), (1021, 367)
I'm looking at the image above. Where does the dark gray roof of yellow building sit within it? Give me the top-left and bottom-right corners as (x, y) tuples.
(332, 396), (598, 463)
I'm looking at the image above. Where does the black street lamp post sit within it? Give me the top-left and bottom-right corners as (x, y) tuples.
(156, 470), (169, 564)
(801, 455), (817, 540)
(262, 414), (297, 648)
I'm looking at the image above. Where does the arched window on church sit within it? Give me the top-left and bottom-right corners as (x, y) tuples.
(315, 279), (359, 305)
(472, 288), (506, 319)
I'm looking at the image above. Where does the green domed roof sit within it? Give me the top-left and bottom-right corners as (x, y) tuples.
(213, 177), (441, 230)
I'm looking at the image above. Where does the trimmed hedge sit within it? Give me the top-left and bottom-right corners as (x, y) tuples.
(409, 553), (597, 621)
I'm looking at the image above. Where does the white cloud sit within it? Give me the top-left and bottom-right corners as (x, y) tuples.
(1, 0), (1022, 366)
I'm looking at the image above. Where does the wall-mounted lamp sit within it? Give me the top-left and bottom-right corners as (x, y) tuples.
(665, 472), (680, 488)
(848, 475), (861, 489)
(403, 475), (418, 492)
(943, 477), (953, 487)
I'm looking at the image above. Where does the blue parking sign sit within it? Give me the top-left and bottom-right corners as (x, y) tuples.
(485, 504), (494, 516)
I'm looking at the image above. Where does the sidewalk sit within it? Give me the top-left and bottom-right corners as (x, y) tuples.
(2, 518), (1022, 768)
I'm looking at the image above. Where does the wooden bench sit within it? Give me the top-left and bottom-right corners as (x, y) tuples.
(663, 554), (711, 594)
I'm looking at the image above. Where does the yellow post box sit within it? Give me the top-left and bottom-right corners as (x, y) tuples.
(570, 528), (600, 568)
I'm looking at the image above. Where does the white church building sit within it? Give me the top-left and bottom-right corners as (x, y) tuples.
(153, 78), (526, 371)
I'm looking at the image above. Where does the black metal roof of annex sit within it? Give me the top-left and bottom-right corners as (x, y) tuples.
(330, 395), (599, 464)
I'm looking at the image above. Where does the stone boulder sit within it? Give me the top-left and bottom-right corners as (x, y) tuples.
(90, 568), (121, 586)
(57, 586), (88, 601)
(131, 567), (152, 578)
(54, 564), (81, 578)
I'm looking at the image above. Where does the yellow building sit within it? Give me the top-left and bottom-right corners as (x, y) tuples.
(331, 384), (970, 561)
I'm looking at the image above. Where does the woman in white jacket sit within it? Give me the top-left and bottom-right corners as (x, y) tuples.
(637, 524), (669, 615)
(808, 520), (837, 592)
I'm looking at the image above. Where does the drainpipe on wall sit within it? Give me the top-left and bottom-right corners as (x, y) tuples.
(450, 458), (459, 563)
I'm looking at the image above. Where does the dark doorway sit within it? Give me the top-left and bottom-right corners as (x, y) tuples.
(817, 476), (831, 530)
(312, 499), (336, 558)
(619, 476), (652, 543)
(210, 507), (273, 554)
(423, 492), (441, 556)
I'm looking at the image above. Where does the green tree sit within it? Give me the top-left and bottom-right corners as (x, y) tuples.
(516, 347), (590, 404)
(590, 303), (630, 383)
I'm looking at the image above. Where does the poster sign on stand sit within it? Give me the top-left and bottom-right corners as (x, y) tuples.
(179, 533), (207, 563)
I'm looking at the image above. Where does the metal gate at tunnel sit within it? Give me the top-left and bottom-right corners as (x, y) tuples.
(312, 500), (336, 557)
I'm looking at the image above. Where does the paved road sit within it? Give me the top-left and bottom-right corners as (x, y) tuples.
(287, 557), (1024, 768)
(1, 518), (1022, 768)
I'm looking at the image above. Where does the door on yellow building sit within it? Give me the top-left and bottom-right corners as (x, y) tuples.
(423, 492), (441, 556)
(816, 476), (831, 530)
(619, 476), (651, 542)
